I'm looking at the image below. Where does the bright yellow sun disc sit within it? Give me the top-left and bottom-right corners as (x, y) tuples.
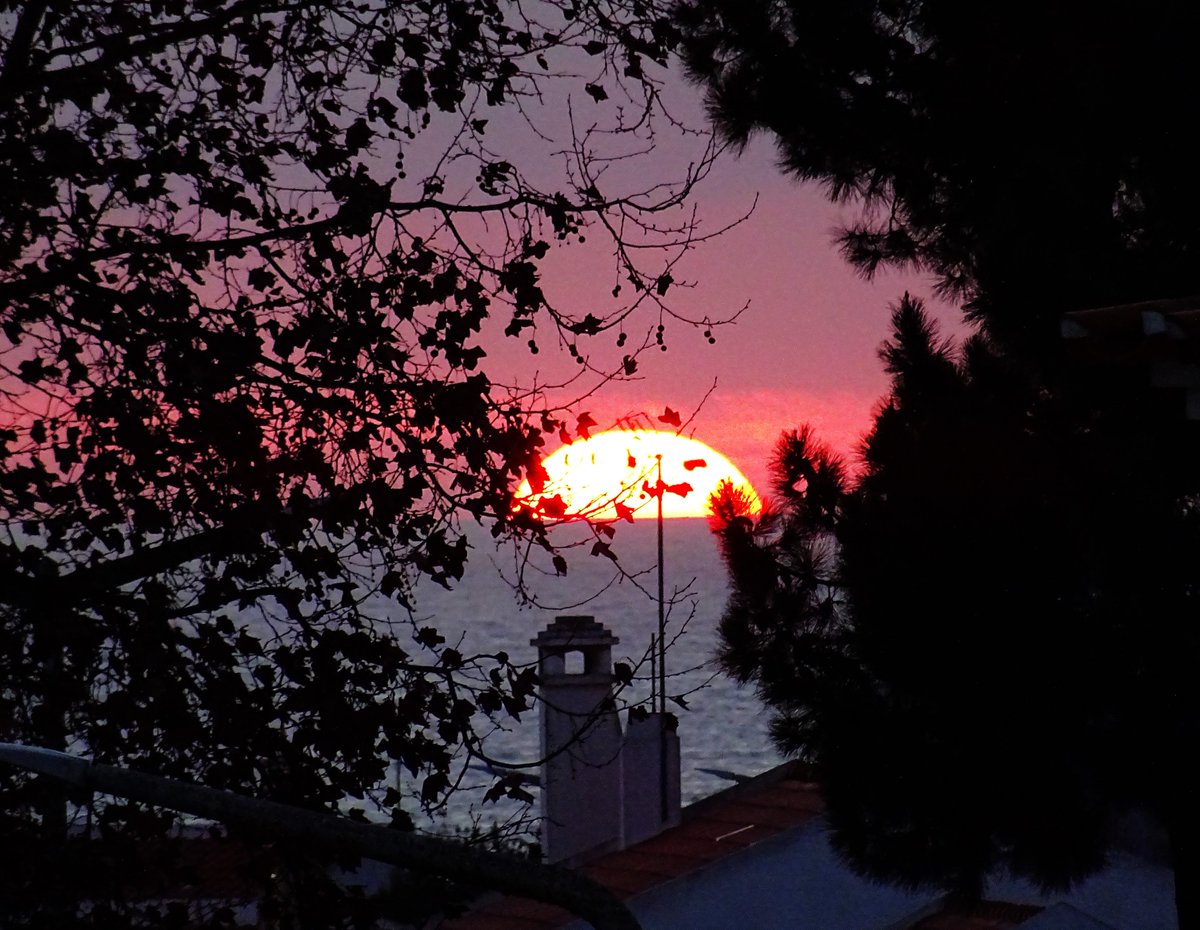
(515, 429), (760, 521)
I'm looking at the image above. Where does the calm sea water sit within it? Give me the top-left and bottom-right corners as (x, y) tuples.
(397, 518), (782, 830)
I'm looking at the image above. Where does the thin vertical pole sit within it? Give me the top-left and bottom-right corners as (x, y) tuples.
(656, 454), (668, 824)
(649, 635), (656, 708)
(656, 454), (665, 717)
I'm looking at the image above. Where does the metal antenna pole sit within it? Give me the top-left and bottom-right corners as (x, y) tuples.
(656, 453), (669, 825)
(656, 454), (665, 716)
(649, 634), (656, 708)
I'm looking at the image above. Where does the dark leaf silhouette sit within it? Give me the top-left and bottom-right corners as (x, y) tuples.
(576, 412), (598, 439)
(539, 494), (568, 519)
(0, 1), (717, 924)
(590, 540), (617, 562)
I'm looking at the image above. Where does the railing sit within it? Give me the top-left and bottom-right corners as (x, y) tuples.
(0, 743), (641, 930)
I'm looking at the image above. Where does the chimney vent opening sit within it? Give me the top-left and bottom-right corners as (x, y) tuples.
(563, 650), (586, 675)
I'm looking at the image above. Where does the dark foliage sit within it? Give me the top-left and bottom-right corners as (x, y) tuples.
(684, 1), (1200, 918)
(711, 296), (1200, 907)
(676, 0), (1200, 353)
(0, 1), (713, 925)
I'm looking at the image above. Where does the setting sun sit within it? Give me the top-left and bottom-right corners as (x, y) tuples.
(515, 429), (761, 521)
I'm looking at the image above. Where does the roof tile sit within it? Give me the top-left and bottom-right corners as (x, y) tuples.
(438, 762), (824, 930)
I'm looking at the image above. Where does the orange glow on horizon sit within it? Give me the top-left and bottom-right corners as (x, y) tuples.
(515, 429), (761, 521)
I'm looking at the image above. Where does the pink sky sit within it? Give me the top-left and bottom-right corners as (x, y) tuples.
(486, 132), (964, 499)
(3, 57), (966, 509)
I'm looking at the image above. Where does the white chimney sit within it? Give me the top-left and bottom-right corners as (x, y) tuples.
(533, 616), (624, 863)
(532, 616), (681, 864)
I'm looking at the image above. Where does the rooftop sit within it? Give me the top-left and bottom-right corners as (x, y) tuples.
(438, 761), (824, 930)
(434, 757), (1176, 930)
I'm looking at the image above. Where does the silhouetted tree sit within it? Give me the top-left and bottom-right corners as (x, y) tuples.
(676, 0), (1200, 354)
(683, 3), (1200, 923)
(711, 296), (1200, 924)
(0, 2), (715, 926)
